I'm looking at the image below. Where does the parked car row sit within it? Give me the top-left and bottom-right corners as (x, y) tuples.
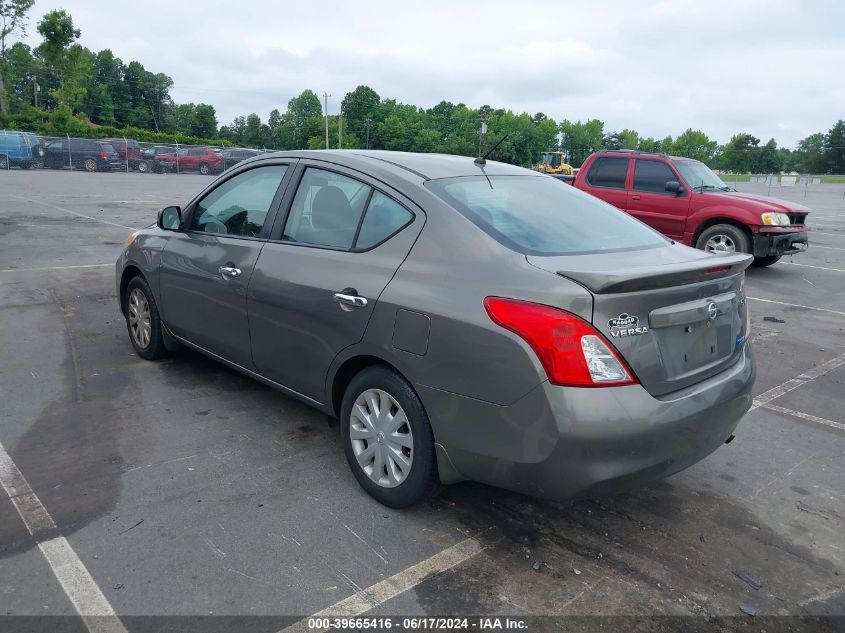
(0, 129), (262, 174)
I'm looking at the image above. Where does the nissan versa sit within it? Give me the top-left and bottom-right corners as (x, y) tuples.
(116, 150), (756, 508)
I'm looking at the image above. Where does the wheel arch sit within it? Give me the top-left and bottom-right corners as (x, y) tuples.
(119, 264), (145, 315)
(329, 354), (406, 419)
(692, 217), (753, 248)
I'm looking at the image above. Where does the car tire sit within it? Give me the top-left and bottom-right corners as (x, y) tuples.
(20, 161), (31, 170)
(340, 366), (440, 508)
(199, 162), (210, 175)
(84, 158), (98, 172)
(695, 224), (750, 255)
(0, 156), (7, 169)
(124, 276), (168, 361)
(752, 255), (781, 267)
(138, 160), (150, 173)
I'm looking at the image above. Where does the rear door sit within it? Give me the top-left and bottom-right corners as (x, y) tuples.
(627, 158), (691, 239)
(158, 162), (293, 368)
(581, 156), (630, 211)
(249, 163), (425, 402)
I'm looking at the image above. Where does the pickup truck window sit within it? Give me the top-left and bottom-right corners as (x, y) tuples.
(586, 157), (628, 189)
(426, 175), (666, 256)
(633, 159), (678, 193)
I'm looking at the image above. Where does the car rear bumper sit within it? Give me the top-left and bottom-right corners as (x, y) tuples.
(420, 343), (755, 499)
(753, 229), (808, 257)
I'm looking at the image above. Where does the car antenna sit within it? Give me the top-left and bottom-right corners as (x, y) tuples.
(474, 133), (510, 166)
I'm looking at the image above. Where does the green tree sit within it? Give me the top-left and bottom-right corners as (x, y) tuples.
(793, 133), (825, 173)
(559, 119), (604, 166)
(341, 84), (380, 138)
(758, 138), (780, 173)
(720, 133), (760, 173)
(823, 120), (845, 174)
(192, 103), (216, 138)
(0, 0), (35, 114)
(670, 129), (717, 163)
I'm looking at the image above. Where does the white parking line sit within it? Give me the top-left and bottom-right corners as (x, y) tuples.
(763, 404), (845, 432)
(810, 244), (845, 251)
(782, 262), (845, 273)
(0, 263), (112, 274)
(747, 296), (845, 317)
(9, 194), (136, 231)
(751, 352), (845, 411)
(813, 231), (845, 238)
(280, 538), (484, 633)
(0, 441), (127, 633)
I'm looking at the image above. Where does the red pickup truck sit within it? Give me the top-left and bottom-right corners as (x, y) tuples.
(568, 150), (810, 266)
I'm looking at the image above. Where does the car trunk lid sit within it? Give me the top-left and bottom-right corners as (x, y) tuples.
(527, 244), (752, 396)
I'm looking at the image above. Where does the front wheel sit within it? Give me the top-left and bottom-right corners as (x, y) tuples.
(199, 162), (210, 175)
(340, 366), (439, 508)
(752, 255), (782, 267)
(0, 156), (7, 169)
(695, 224), (750, 255)
(137, 160), (150, 173)
(124, 276), (168, 360)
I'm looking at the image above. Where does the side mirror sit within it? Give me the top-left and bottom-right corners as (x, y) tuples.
(158, 206), (182, 230)
(665, 180), (684, 195)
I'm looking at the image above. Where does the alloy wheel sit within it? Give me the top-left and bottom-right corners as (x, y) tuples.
(349, 389), (413, 488)
(127, 288), (152, 349)
(84, 158), (97, 172)
(704, 233), (736, 254)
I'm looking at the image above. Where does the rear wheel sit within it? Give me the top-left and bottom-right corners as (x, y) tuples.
(695, 224), (750, 255)
(124, 276), (168, 360)
(84, 157), (98, 172)
(340, 366), (439, 508)
(752, 255), (781, 267)
(137, 160), (150, 173)
(0, 156), (7, 169)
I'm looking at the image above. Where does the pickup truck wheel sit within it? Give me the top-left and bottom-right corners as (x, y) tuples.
(696, 224), (750, 255)
(138, 160), (150, 173)
(752, 255), (781, 267)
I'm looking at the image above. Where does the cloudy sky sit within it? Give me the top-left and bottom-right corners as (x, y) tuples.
(23, 0), (845, 146)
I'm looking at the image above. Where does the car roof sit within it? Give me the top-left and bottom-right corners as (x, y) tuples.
(255, 149), (536, 181)
(594, 150), (691, 161)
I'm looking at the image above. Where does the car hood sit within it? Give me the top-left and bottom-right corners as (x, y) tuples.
(703, 190), (810, 213)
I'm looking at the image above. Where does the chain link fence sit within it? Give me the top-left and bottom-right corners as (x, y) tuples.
(1, 130), (270, 176)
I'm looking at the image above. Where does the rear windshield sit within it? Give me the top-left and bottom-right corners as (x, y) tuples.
(425, 175), (667, 256)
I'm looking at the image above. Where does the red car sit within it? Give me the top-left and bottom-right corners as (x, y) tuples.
(571, 150), (809, 267)
(104, 138), (143, 170)
(155, 146), (225, 175)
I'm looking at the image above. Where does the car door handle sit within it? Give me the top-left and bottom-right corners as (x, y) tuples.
(218, 265), (242, 278)
(333, 293), (368, 308)
(631, 195), (641, 200)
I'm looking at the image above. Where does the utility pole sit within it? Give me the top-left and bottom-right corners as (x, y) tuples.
(322, 92), (331, 149)
(478, 113), (489, 158)
(338, 111), (342, 149)
(33, 75), (39, 108)
(364, 118), (372, 149)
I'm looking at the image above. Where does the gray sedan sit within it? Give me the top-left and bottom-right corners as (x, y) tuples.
(116, 150), (755, 507)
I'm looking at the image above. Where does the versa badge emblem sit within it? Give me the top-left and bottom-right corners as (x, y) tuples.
(607, 313), (649, 338)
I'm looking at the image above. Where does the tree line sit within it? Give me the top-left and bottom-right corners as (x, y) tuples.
(1, 3), (844, 173)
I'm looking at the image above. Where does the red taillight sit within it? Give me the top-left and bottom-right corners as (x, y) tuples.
(484, 297), (638, 387)
(101, 151), (108, 160)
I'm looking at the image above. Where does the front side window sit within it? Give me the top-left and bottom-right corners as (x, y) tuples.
(282, 168), (371, 249)
(586, 156), (629, 189)
(189, 165), (287, 237)
(633, 160), (679, 193)
(673, 159), (729, 191)
(426, 175), (666, 256)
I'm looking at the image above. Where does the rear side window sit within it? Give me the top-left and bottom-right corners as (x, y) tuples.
(283, 168), (371, 249)
(355, 192), (413, 250)
(586, 157), (628, 189)
(633, 160), (678, 193)
(426, 176), (666, 256)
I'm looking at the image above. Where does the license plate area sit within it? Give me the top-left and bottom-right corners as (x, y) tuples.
(658, 318), (734, 376)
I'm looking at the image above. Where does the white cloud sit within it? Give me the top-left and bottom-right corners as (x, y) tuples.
(22, 0), (845, 146)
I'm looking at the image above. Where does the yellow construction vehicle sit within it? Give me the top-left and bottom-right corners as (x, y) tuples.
(535, 151), (574, 176)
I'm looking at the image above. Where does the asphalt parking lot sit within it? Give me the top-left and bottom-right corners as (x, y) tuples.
(1, 170), (844, 632)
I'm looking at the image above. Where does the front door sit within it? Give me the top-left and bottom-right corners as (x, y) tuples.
(627, 158), (691, 239)
(249, 164), (424, 402)
(159, 163), (292, 368)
